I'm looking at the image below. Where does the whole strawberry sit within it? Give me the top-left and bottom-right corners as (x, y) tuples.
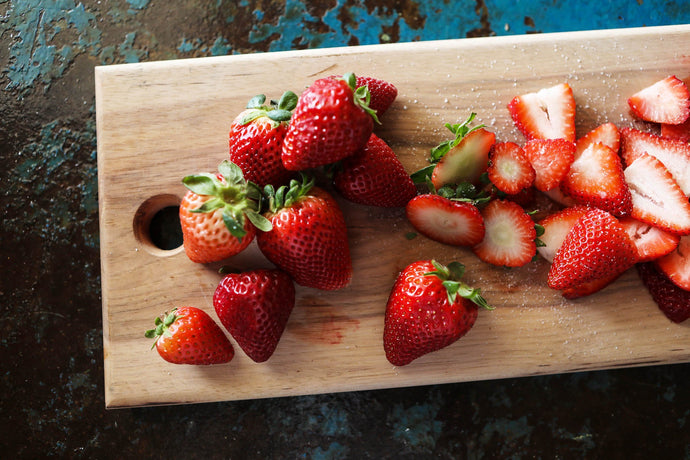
(257, 175), (352, 290)
(383, 260), (492, 366)
(333, 133), (417, 207)
(145, 306), (234, 365)
(213, 269), (295, 362)
(229, 92), (297, 187)
(281, 73), (377, 171)
(179, 160), (272, 263)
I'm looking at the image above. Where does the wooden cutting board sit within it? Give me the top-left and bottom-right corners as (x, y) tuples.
(96, 25), (690, 409)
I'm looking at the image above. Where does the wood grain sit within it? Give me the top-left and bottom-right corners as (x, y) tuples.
(96, 25), (690, 409)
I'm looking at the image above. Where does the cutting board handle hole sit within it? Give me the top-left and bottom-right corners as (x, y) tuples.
(133, 194), (184, 256)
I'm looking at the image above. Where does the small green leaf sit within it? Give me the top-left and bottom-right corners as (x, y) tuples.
(245, 209), (273, 232)
(246, 94), (266, 109)
(277, 90), (298, 111)
(222, 211), (247, 239)
(410, 165), (436, 184)
(266, 109), (293, 122)
(218, 160), (244, 183)
(191, 197), (224, 213)
(405, 232), (418, 240)
(182, 174), (218, 196)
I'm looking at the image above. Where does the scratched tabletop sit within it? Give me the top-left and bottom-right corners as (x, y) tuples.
(3, 1), (690, 458)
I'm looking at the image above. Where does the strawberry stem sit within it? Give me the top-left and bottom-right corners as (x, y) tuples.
(340, 72), (381, 125)
(424, 260), (494, 310)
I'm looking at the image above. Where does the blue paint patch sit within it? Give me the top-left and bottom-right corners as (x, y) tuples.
(3, 0), (100, 94)
(310, 442), (349, 460)
(126, 0), (150, 10)
(210, 37), (232, 56)
(388, 391), (443, 450)
(178, 38), (201, 53)
(118, 32), (147, 63)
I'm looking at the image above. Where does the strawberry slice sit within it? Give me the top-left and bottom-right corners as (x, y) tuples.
(406, 194), (485, 246)
(661, 117), (690, 142)
(487, 141), (535, 195)
(575, 122), (620, 155)
(508, 82), (576, 142)
(655, 235), (690, 291)
(627, 75), (690, 125)
(623, 152), (690, 235)
(548, 208), (637, 291)
(472, 199), (536, 267)
(620, 127), (690, 196)
(431, 127), (496, 188)
(536, 205), (589, 263)
(561, 142), (632, 216)
(619, 217), (680, 262)
(523, 138), (575, 191)
(637, 262), (690, 323)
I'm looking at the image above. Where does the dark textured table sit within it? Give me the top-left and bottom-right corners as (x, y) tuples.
(3, 1), (690, 458)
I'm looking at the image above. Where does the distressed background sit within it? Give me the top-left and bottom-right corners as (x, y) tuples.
(2, 1), (690, 458)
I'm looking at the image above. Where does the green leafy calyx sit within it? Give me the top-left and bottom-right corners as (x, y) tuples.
(340, 72), (381, 125)
(263, 173), (315, 214)
(240, 91), (298, 126)
(424, 260), (493, 310)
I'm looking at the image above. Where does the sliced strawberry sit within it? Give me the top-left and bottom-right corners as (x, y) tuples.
(508, 82), (576, 142)
(431, 127), (496, 188)
(637, 262), (690, 323)
(487, 141), (535, 195)
(575, 122), (620, 155)
(523, 138), (575, 192)
(536, 205), (589, 263)
(561, 142), (632, 216)
(548, 208), (637, 290)
(561, 271), (623, 300)
(406, 194), (485, 246)
(628, 75), (690, 125)
(472, 199), (536, 267)
(541, 187), (578, 207)
(661, 117), (690, 142)
(655, 235), (690, 291)
(619, 217), (680, 262)
(623, 152), (690, 235)
(620, 127), (690, 196)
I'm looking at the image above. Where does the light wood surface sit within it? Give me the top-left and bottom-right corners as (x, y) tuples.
(96, 25), (690, 409)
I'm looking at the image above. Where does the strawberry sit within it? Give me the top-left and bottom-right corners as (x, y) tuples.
(523, 138), (575, 192)
(627, 75), (690, 125)
(548, 208), (638, 291)
(661, 117), (690, 142)
(257, 175), (352, 290)
(637, 262), (690, 323)
(410, 114), (494, 188)
(536, 205), (589, 263)
(228, 92), (296, 187)
(619, 216), (679, 262)
(472, 199), (537, 267)
(332, 133), (417, 207)
(655, 235), (690, 292)
(560, 141), (632, 216)
(355, 75), (397, 116)
(575, 122), (620, 156)
(561, 272), (623, 300)
(145, 306), (234, 365)
(623, 152), (690, 235)
(487, 141), (535, 195)
(213, 269), (295, 363)
(179, 161), (272, 263)
(406, 193), (485, 246)
(281, 73), (376, 171)
(507, 82), (576, 142)
(620, 127), (690, 196)
(383, 260), (492, 366)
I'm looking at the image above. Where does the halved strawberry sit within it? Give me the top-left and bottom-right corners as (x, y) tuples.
(575, 122), (620, 155)
(548, 208), (638, 291)
(431, 128), (496, 188)
(661, 117), (690, 142)
(472, 199), (536, 267)
(406, 194), (485, 246)
(628, 75), (690, 125)
(487, 141), (535, 195)
(637, 262), (690, 323)
(655, 235), (690, 291)
(623, 152), (690, 235)
(619, 217), (680, 262)
(523, 138), (575, 192)
(560, 142), (632, 216)
(507, 82), (576, 142)
(536, 205), (589, 263)
(620, 127), (690, 196)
